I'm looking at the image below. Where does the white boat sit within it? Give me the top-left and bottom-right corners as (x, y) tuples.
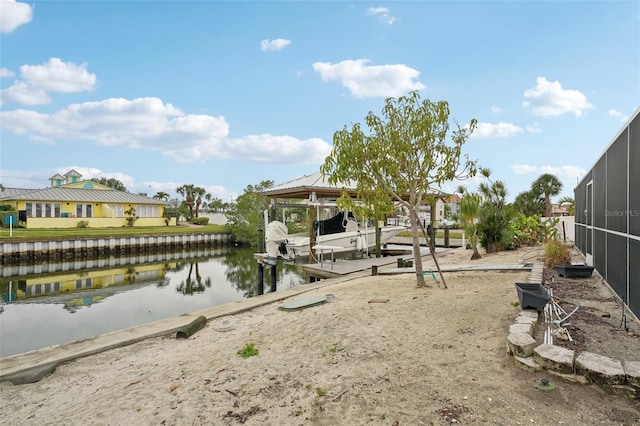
(265, 212), (406, 260)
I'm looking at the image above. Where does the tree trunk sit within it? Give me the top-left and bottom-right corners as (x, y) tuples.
(419, 221), (447, 289)
(410, 208), (427, 288)
(176, 315), (207, 339)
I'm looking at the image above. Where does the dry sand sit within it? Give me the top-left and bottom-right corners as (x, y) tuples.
(1, 247), (639, 425)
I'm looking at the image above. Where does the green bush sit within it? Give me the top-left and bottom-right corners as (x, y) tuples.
(544, 240), (571, 268)
(191, 217), (209, 225)
(237, 342), (259, 358)
(76, 220), (89, 228)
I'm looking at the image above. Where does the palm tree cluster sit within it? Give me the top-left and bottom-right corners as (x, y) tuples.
(514, 173), (563, 217)
(457, 170), (567, 259)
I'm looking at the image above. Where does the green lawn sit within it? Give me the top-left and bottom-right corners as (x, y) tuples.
(0, 224), (227, 240)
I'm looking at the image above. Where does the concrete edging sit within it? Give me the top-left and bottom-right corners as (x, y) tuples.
(507, 262), (640, 399)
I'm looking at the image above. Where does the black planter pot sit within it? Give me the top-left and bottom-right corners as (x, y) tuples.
(515, 283), (550, 312)
(554, 264), (594, 279)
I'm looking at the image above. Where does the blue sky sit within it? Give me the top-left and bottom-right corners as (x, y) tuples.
(1, 1), (638, 204)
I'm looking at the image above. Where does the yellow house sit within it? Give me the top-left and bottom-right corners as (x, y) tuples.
(0, 169), (176, 228)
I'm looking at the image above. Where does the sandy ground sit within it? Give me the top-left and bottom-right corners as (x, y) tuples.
(1, 247), (639, 425)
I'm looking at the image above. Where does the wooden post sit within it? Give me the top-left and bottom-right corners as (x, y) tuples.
(270, 264), (277, 293)
(257, 263), (264, 295)
(308, 208), (317, 262)
(176, 315), (207, 339)
(372, 265), (378, 275)
(375, 221), (381, 258)
(257, 226), (265, 253)
(444, 227), (450, 248)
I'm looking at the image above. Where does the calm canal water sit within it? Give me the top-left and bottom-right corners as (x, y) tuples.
(0, 247), (309, 358)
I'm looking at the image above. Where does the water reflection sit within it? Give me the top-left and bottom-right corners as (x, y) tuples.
(0, 248), (309, 357)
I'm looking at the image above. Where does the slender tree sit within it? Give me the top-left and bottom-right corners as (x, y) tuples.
(321, 91), (477, 288)
(456, 185), (482, 260)
(224, 180), (274, 246)
(532, 174), (563, 217)
(176, 184), (207, 220)
(476, 168), (511, 253)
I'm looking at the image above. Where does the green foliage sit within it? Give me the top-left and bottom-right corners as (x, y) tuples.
(321, 91), (477, 287)
(190, 217), (209, 225)
(457, 186), (482, 259)
(476, 169), (512, 253)
(224, 180), (274, 247)
(176, 184), (208, 219)
(531, 174), (563, 217)
(124, 206), (138, 227)
(153, 191), (170, 201)
(76, 220), (89, 228)
(0, 205), (14, 212)
(237, 342), (259, 358)
(544, 239), (571, 268)
(316, 388), (327, 397)
(513, 190), (545, 216)
(91, 177), (128, 192)
(506, 214), (559, 249)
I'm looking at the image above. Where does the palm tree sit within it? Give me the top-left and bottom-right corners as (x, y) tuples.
(532, 174), (563, 217)
(558, 196), (575, 215)
(153, 191), (170, 202)
(457, 185), (482, 260)
(176, 184), (197, 220)
(193, 188), (207, 217)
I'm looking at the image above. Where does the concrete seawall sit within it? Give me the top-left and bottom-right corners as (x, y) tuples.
(0, 233), (232, 265)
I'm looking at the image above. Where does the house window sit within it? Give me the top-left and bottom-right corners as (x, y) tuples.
(35, 203), (42, 217)
(54, 203), (61, 217)
(45, 204), (52, 217)
(76, 204), (93, 218)
(136, 205), (159, 218)
(25, 203), (33, 217)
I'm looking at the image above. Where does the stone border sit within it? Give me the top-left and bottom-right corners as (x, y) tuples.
(506, 262), (640, 399)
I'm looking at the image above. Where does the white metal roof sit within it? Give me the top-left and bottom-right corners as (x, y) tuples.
(0, 186), (163, 205)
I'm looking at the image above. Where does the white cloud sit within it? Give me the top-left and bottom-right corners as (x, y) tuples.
(0, 81), (51, 105)
(0, 67), (15, 78)
(312, 59), (425, 99)
(522, 77), (593, 117)
(0, 0), (33, 33)
(510, 163), (587, 190)
(1, 58), (97, 106)
(491, 104), (502, 114)
(0, 97), (332, 165)
(607, 109), (629, 122)
(470, 122), (523, 139)
(367, 7), (396, 24)
(224, 134), (330, 165)
(510, 164), (539, 175)
(260, 38), (291, 52)
(21, 57), (97, 92)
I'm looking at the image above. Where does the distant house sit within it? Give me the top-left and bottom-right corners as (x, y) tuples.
(0, 170), (175, 228)
(575, 108), (639, 320)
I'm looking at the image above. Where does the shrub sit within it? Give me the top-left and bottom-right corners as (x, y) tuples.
(544, 240), (571, 268)
(191, 217), (209, 225)
(237, 342), (259, 358)
(76, 220), (89, 228)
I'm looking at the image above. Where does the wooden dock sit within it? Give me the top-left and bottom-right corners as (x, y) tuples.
(300, 246), (449, 279)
